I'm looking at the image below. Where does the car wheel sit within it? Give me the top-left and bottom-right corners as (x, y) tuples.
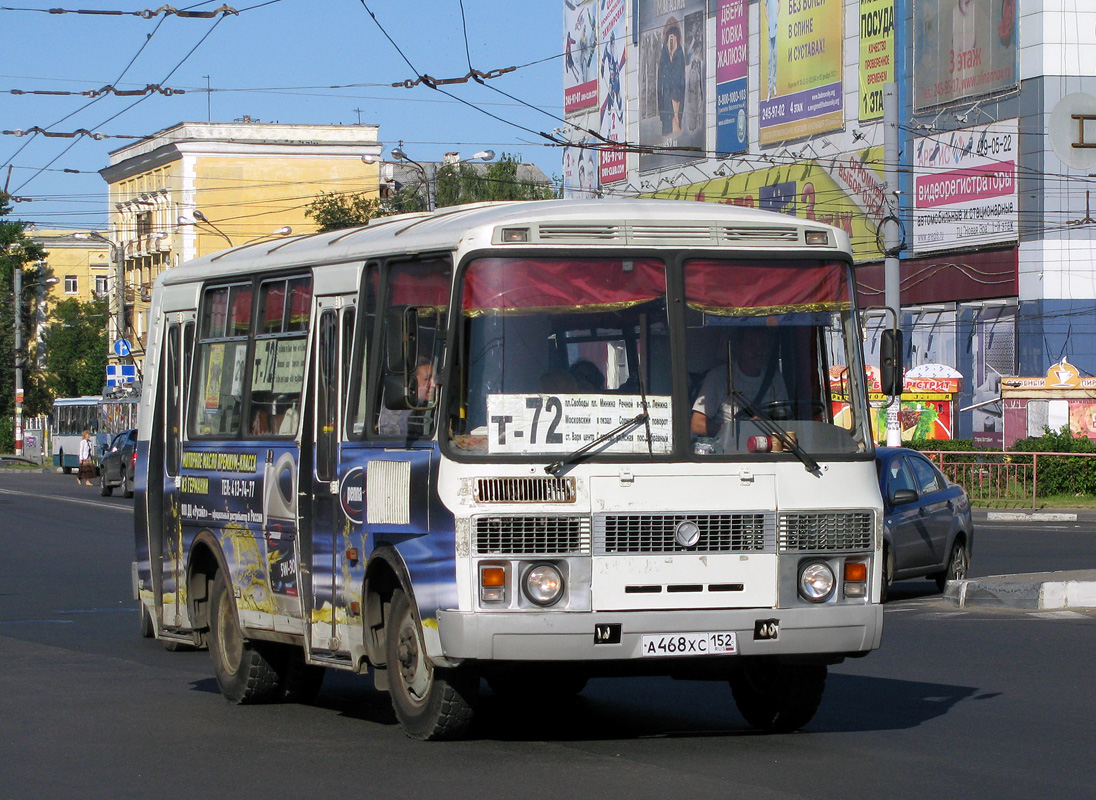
(729, 659), (827, 733)
(208, 570), (281, 704)
(122, 471), (133, 498)
(935, 539), (969, 592)
(386, 588), (478, 740)
(880, 543), (894, 603)
(99, 470), (113, 497)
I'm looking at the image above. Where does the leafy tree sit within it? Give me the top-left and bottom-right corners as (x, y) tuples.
(40, 297), (109, 400)
(306, 153), (556, 232)
(1, 199), (48, 450)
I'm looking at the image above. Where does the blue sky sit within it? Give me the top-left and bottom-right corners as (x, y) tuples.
(0, 0), (565, 230)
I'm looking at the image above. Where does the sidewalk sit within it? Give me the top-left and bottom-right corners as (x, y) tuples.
(945, 569), (1096, 610)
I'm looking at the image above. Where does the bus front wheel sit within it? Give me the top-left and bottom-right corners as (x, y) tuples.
(208, 570), (281, 704)
(729, 659), (827, 733)
(385, 588), (477, 740)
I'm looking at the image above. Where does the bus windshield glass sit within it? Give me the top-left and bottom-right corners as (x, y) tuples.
(449, 255), (867, 458)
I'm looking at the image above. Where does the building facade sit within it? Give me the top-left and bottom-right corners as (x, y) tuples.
(563, 0), (1092, 446)
(97, 121), (383, 376)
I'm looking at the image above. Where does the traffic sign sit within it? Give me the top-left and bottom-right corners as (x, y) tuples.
(113, 339), (132, 357)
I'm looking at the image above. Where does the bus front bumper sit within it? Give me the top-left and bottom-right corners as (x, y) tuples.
(436, 604), (883, 662)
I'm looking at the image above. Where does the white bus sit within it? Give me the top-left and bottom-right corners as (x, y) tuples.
(52, 393), (139, 471)
(135, 199), (886, 740)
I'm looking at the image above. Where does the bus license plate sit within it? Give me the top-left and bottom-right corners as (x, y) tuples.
(640, 632), (737, 657)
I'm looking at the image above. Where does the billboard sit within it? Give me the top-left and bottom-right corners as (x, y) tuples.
(650, 146), (889, 262)
(858, 0), (895, 121)
(563, 140), (599, 198)
(913, 0), (1019, 111)
(716, 0), (749, 155)
(637, 0), (706, 171)
(599, 0), (627, 184)
(759, 0), (844, 146)
(912, 119), (1019, 254)
(564, 0), (598, 116)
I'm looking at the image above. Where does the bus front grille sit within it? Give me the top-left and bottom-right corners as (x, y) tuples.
(594, 513), (775, 554)
(474, 476), (576, 504)
(474, 515), (591, 555)
(778, 511), (874, 551)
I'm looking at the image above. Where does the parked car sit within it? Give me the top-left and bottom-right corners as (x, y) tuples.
(99, 429), (137, 498)
(875, 447), (973, 601)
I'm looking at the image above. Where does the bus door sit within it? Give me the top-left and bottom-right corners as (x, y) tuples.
(308, 295), (356, 655)
(161, 319), (193, 630)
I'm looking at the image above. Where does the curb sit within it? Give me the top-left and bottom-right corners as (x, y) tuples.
(984, 511), (1078, 522)
(945, 570), (1096, 610)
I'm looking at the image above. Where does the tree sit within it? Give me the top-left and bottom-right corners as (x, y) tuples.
(1, 199), (48, 450)
(40, 297), (109, 400)
(305, 153), (557, 232)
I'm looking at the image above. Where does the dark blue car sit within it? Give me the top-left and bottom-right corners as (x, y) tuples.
(875, 447), (973, 601)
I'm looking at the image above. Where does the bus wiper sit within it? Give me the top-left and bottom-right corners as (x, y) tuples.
(727, 389), (821, 476)
(544, 413), (649, 476)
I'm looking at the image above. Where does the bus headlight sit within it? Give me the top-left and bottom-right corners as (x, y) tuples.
(523, 564), (565, 607)
(798, 560), (835, 602)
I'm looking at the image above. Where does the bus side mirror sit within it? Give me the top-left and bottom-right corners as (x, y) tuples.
(880, 329), (903, 396)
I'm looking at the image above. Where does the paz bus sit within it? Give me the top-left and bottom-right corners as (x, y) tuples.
(134, 199), (887, 740)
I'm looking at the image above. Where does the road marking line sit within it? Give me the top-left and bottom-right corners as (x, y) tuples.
(0, 487), (132, 513)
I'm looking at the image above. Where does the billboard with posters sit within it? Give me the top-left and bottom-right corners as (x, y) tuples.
(598, 0), (627, 184)
(912, 119), (1018, 254)
(858, 0), (895, 122)
(913, 0), (1018, 111)
(564, 0), (598, 115)
(716, 0), (749, 155)
(650, 146), (889, 263)
(759, 0), (844, 146)
(563, 140), (599, 198)
(637, 0), (706, 172)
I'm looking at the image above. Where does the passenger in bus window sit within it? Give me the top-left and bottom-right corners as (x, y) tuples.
(378, 360), (435, 436)
(690, 326), (787, 438)
(570, 359), (605, 392)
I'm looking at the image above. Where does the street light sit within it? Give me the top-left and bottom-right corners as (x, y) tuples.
(190, 209), (234, 247)
(242, 226), (293, 245)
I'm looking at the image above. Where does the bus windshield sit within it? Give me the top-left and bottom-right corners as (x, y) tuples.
(448, 256), (868, 458)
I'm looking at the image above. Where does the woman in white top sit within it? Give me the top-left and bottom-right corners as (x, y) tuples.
(77, 430), (95, 486)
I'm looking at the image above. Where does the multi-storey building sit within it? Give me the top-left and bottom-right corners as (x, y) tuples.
(563, 0), (1091, 445)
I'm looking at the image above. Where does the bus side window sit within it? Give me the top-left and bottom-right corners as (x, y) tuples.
(249, 276), (312, 438)
(190, 283), (252, 437)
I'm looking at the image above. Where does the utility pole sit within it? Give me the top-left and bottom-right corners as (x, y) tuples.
(13, 261), (23, 456)
(884, 83), (903, 447)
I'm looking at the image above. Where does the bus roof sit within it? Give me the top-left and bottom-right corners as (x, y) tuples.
(160, 198), (852, 288)
(52, 395), (103, 405)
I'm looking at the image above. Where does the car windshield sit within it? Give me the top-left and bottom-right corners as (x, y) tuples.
(447, 255), (869, 459)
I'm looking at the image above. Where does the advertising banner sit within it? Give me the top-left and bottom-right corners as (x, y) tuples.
(913, 0), (1018, 111)
(598, 0), (627, 184)
(637, 0), (706, 171)
(716, 0), (749, 155)
(912, 119), (1018, 254)
(651, 146), (889, 262)
(759, 0), (844, 146)
(563, 139), (599, 198)
(564, 0), (598, 115)
(858, 0), (895, 121)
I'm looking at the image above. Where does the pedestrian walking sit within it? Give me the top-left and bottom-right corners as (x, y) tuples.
(77, 430), (95, 486)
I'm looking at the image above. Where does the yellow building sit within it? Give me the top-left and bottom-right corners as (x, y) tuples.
(96, 121), (382, 371)
(26, 228), (109, 307)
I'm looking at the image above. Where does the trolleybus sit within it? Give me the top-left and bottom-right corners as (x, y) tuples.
(134, 199), (888, 739)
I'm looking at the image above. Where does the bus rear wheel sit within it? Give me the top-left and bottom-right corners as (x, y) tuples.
(729, 659), (827, 733)
(386, 588), (477, 740)
(208, 570), (281, 704)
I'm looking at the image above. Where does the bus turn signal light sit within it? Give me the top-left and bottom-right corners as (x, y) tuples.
(844, 562), (867, 582)
(480, 566), (507, 604)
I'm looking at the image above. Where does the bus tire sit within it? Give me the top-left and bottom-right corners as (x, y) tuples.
(729, 660), (826, 733)
(386, 588), (477, 740)
(208, 570), (281, 704)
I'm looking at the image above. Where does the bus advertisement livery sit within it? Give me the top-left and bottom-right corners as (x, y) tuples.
(134, 199), (885, 740)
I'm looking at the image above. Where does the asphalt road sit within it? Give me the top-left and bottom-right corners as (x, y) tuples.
(2, 471), (1094, 799)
